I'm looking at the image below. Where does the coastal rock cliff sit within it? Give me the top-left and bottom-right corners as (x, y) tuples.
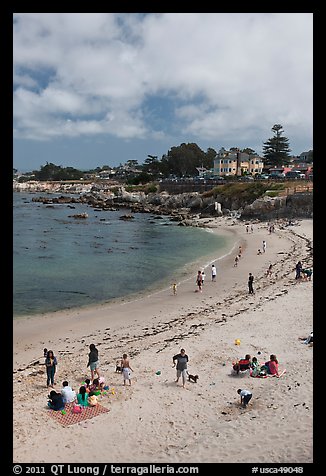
(241, 193), (313, 220)
(15, 181), (313, 221)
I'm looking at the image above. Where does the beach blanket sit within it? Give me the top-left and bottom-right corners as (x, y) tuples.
(47, 402), (109, 427)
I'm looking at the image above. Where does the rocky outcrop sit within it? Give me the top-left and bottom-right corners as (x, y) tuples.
(23, 183), (313, 222)
(241, 193), (313, 220)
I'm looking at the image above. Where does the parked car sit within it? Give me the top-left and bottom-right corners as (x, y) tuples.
(238, 176), (254, 181)
(285, 171), (301, 179)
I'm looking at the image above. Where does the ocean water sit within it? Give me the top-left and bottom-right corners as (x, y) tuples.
(13, 192), (228, 317)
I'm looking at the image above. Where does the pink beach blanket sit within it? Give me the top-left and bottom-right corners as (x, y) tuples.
(47, 402), (109, 426)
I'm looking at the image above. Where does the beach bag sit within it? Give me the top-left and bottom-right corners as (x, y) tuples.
(88, 395), (98, 407)
(72, 404), (82, 414)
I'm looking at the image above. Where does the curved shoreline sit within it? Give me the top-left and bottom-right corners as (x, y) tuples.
(13, 217), (313, 464)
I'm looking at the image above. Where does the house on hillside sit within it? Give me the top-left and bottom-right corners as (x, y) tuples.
(213, 148), (264, 177)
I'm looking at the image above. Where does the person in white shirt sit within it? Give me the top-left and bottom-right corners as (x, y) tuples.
(237, 388), (252, 407)
(61, 381), (76, 403)
(211, 264), (217, 282)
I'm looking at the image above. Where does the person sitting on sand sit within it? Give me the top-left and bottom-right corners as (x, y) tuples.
(302, 268), (312, 281)
(250, 357), (261, 377)
(82, 378), (91, 393)
(261, 354), (283, 377)
(90, 378), (102, 394)
(47, 390), (65, 411)
(233, 354), (251, 374)
(60, 381), (76, 403)
(77, 386), (89, 406)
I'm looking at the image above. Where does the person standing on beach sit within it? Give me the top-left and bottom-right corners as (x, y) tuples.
(234, 255), (239, 267)
(87, 344), (100, 382)
(196, 270), (203, 292)
(211, 264), (217, 282)
(248, 273), (254, 294)
(295, 261), (302, 280)
(172, 348), (189, 388)
(45, 350), (57, 388)
(201, 270), (206, 286)
(262, 240), (267, 253)
(121, 353), (133, 386)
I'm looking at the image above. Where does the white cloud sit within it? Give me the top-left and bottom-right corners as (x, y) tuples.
(13, 13), (313, 157)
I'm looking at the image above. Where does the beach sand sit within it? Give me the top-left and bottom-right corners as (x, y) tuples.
(13, 217), (313, 464)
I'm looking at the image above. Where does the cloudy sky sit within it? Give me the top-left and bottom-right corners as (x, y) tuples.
(13, 13), (313, 172)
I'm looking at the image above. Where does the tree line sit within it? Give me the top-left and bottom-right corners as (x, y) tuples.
(17, 124), (300, 182)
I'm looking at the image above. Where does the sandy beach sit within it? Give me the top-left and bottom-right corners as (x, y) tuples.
(13, 217), (313, 464)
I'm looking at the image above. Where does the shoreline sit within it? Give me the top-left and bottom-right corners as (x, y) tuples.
(13, 218), (242, 366)
(13, 217), (313, 463)
(13, 196), (234, 320)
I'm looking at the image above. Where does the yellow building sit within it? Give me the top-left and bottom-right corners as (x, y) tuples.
(213, 148), (264, 177)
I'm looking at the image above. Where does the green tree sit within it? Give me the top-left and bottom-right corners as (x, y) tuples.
(262, 124), (291, 167)
(160, 143), (207, 177)
(33, 162), (83, 181)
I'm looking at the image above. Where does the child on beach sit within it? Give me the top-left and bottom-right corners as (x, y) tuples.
(266, 264), (273, 277)
(211, 264), (217, 281)
(121, 353), (133, 386)
(196, 270), (203, 292)
(237, 388), (252, 408)
(47, 390), (65, 411)
(77, 386), (89, 406)
(90, 378), (103, 394)
(60, 381), (76, 403)
(172, 283), (177, 295)
(250, 357), (261, 377)
(82, 378), (91, 393)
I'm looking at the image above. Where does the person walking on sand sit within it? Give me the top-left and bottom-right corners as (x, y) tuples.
(45, 350), (58, 388)
(172, 282), (177, 295)
(234, 255), (239, 267)
(201, 270), (206, 286)
(266, 263), (273, 277)
(121, 353), (133, 386)
(196, 270), (203, 292)
(262, 240), (267, 253)
(172, 348), (189, 388)
(248, 273), (254, 294)
(237, 388), (252, 408)
(211, 264), (217, 282)
(87, 344), (100, 381)
(295, 261), (302, 280)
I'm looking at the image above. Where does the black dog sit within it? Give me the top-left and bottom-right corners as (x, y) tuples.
(115, 360), (122, 373)
(188, 374), (199, 383)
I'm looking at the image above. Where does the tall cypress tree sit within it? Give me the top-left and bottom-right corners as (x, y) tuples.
(262, 124), (291, 167)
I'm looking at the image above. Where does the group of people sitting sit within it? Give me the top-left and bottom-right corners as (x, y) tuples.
(232, 354), (282, 378)
(47, 377), (107, 411)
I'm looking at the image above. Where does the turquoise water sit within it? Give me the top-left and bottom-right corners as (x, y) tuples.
(13, 192), (228, 317)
